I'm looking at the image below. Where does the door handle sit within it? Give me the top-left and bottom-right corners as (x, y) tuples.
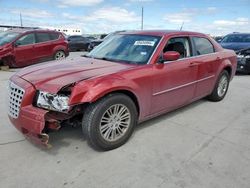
(189, 62), (199, 67)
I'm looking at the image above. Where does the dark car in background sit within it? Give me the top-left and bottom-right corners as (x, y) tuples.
(213, 36), (223, 43)
(220, 33), (250, 73)
(87, 32), (128, 52)
(87, 33), (108, 52)
(220, 33), (250, 51)
(67, 35), (90, 51)
(236, 47), (250, 74)
(87, 40), (103, 52)
(86, 36), (96, 41)
(0, 29), (69, 68)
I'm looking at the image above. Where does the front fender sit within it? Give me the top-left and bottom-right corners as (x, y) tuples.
(68, 75), (141, 105)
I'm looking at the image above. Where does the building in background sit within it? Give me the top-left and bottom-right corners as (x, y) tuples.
(55, 28), (82, 36)
(0, 25), (83, 36)
(43, 27), (82, 36)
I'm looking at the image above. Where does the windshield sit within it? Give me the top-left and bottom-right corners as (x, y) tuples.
(221, 34), (250, 43)
(87, 34), (161, 65)
(0, 31), (20, 46)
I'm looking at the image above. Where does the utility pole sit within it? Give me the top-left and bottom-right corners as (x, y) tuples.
(141, 6), (144, 30)
(20, 13), (23, 27)
(180, 22), (184, 31)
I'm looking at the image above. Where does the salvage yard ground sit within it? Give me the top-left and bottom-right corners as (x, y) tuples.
(0, 52), (250, 188)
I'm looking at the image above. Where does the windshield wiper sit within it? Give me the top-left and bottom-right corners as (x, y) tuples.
(93, 57), (112, 61)
(81, 55), (106, 60)
(82, 55), (138, 65)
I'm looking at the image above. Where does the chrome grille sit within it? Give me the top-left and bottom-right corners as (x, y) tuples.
(8, 81), (25, 118)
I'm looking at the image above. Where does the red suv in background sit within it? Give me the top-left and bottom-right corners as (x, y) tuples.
(0, 29), (69, 67)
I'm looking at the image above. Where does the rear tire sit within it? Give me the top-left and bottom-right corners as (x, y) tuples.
(82, 93), (138, 151)
(207, 70), (230, 102)
(54, 50), (66, 60)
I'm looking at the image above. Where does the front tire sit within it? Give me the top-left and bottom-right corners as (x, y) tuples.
(82, 93), (138, 151)
(208, 70), (230, 102)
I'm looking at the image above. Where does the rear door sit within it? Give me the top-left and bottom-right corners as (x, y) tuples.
(49, 32), (61, 53)
(191, 36), (219, 98)
(14, 33), (36, 67)
(151, 36), (198, 114)
(34, 32), (53, 61)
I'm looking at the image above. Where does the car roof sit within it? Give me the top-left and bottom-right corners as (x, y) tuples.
(6, 28), (59, 34)
(120, 30), (206, 37)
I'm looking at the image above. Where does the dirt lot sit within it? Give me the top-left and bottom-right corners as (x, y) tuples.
(0, 53), (250, 188)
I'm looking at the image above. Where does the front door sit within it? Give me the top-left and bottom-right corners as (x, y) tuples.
(151, 37), (198, 114)
(14, 33), (36, 67)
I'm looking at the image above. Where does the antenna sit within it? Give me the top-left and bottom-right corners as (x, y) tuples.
(180, 22), (184, 31)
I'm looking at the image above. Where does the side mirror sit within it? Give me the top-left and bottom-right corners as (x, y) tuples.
(162, 51), (180, 62)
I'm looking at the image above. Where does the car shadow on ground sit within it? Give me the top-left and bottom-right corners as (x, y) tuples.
(135, 99), (205, 132)
(42, 99), (206, 154)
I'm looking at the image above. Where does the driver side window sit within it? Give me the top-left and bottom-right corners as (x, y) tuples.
(163, 37), (191, 59)
(16, 33), (35, 46)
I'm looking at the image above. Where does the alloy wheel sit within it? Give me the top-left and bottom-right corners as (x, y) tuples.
(55, 51), (65, 60)
(99, 104), (131, 142)
(217, 74), (228, 97)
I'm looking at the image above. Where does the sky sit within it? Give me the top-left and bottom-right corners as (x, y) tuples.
(0, 0), (250, 35)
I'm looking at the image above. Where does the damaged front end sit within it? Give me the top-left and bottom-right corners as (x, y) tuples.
(236, 47), (250, 73)
(8, 76), (82, 148)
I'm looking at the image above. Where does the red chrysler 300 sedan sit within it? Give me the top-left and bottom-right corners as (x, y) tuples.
(8, 30), (237, 150)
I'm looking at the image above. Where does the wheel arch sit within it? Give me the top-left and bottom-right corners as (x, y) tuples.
(106, 89), (140, 116)
(53, 46), (67, 55)
(223, 66), (232, 78)
(218, 58), (234, 80)
(84, 89), (140, 116)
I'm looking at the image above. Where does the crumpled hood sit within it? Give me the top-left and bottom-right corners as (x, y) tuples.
(220, 42), (250, 51)
(16, 57), (135, 93)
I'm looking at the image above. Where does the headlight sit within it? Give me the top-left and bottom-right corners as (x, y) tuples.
(36, 91), (70, 112)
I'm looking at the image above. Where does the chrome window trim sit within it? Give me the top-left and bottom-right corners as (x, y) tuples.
(162, 52), (220, 64)
(153, 75), (215, 96)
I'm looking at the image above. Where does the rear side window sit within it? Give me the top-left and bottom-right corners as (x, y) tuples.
(193, 37), (215, 55)
(50, 33), (60, 40)
(36, 33), (51, 43)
